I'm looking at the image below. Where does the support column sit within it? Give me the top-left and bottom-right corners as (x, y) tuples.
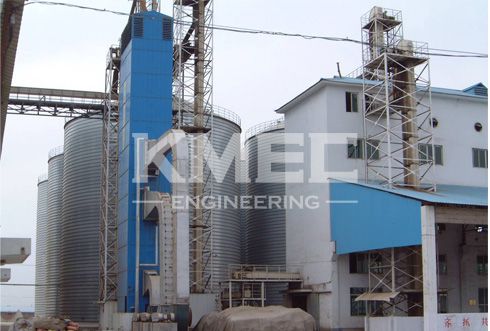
(421, 205), (437, 331)
(261, 282), (265, 307)
(229, 281), (232, 308)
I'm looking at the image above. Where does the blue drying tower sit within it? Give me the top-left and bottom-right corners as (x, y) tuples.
(117, 10), (173, 313)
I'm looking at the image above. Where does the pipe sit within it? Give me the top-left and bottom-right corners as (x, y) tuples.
(135, 137), (145, 313)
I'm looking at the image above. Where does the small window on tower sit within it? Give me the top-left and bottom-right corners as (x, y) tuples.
(346, 92), (359, 112)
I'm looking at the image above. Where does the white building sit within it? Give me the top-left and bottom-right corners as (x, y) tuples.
(275, 77), (488, 331)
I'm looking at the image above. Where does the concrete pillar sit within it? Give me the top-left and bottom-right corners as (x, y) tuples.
(421, 205), (437, 331)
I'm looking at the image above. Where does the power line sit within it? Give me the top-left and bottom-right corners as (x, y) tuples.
(0, 283), (57, 287)
(22, 1), (488, 59)
(24, 0), (128, 16)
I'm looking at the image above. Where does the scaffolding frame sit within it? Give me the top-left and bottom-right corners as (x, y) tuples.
(361, 7), (435, 190)
(173, 0), (215, 295)
(99, 46), (120, 303)
(361, 246), (424, 316)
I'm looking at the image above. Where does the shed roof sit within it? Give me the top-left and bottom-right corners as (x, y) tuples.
(332, 180), (487, 207)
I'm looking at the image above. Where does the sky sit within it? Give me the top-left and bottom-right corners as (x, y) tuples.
(0, 0), (487, 311)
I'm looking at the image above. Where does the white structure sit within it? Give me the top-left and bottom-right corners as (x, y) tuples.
(275, 77), (488, 330)
(0, 237), (31, 282)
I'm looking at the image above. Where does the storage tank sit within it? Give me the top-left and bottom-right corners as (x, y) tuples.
(60, 118), (102, 322)
(45, 146), (64, 316)
(244, 118), (286, 305)
(35, 174), (49, 316)
(179, 106), (242, 291)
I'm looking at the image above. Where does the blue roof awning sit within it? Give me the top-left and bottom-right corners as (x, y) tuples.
(330, 180), (487, 254)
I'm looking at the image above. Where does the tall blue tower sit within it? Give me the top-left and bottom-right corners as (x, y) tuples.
(117, 10), (173, 313)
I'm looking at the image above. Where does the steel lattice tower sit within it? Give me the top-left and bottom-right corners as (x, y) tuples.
(99, 46), (120, 304)
(361, 7), (435, 190)
(173, 0), (215, 294)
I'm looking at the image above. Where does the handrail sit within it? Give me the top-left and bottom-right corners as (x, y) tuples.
(245, 118), (284, 141)
(38, 173), (48, 183)
(228, 264), (303, 281)
(48, 145), (64, 159)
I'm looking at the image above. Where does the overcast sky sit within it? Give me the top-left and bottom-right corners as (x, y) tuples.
(0, 0), (487, 311)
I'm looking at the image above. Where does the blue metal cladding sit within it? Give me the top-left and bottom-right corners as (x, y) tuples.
(330, 181), (422, 254)
(117, 11), (173, 312)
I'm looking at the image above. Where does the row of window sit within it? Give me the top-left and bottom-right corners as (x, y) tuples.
(437, 254), (487, 276)
(350, 287), (488, 316)
(350, 253), (488, 276)
(346, 140), (488, 168)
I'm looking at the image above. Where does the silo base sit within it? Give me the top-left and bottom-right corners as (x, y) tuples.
(99, 301), (117, 330)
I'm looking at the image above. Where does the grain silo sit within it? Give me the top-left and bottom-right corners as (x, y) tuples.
(35, 174), (49, 316)
(45, 147), (64, 316)
(60, 118), (102, 323)
(179, 107), (242, 291)
(244, 118), (286, 305)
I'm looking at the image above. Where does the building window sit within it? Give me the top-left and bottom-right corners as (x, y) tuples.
(419, 144), (443, 165)
(349, 253), (368, 274)
(350, 287), (367, 316)
(370, 253), (384, 274)
(366, 140), (380, 160)
(477, 255), (488, 275)
(479, 288), (488, 313)
(347, 139), (363, 159)
(438, 254), (447, 275)
(473, 148), (488, 168)
(346, 92), (359, 113)
(438, 292), (448, 313)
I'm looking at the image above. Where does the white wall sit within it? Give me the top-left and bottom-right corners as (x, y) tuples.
(282, 79), (487, 330)
(284, 85), (338, 329)
(431, 93), (488, 186)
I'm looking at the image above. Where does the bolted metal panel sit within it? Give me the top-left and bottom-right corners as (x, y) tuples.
(60, 118), (102, 322)
(182, 111), (242, 291)
(209, 114), (241, 290)
(45, 149), (64, 316)
(35, 176), (49, 316)
(244, 121), (286, 305)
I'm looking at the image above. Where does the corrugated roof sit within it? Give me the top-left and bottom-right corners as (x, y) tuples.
(331, 179), (488, 207)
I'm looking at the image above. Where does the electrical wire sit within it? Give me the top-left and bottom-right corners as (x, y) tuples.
(24, 0), (129, 16)
(23, 0), (487, 58)
(0, 283), (57, 287)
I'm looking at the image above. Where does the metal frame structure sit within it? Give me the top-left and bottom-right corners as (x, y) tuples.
(99, 46), (120, 304)
(361, 7), (434, 190)
(224, 265), (303, 309)
(7, 86), (105, 117)
(360, 246), (424, 316)
(173, 0), (215, 295)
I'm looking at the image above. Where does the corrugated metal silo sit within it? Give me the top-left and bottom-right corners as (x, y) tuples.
(209, 109), (242, 289)
(45, 147), (64, 316)
(180, 107), (242, 291)
(60, 118), (102, 323)
(35, 174), (49, 316)
(244, 118), (286, 305)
